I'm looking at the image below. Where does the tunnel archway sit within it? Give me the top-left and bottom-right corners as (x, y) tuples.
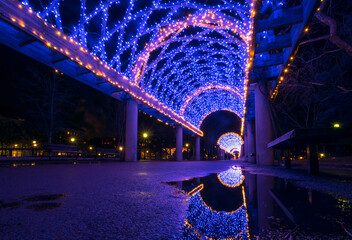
(200, 110), (242, 159)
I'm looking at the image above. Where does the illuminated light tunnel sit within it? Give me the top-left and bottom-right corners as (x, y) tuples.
(217, 132), (244, 155)
(16, 0), (255, 134)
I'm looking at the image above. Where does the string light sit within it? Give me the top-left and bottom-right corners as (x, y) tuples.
(16, 0), (259, 135)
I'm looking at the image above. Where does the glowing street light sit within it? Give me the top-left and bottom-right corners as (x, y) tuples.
(119, 146), (123, 151)
(143, 132), (148, 138)
(185, 143), (189, 147)
(89, 146), (93, 150)
(70, 138), (76, 142)
(333, 123), (340, 128)
(32, 140), (36, 144)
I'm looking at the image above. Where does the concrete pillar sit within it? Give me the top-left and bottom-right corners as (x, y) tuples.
(176, 125), (183, 161)
(247, 119), (256, 163)
(125, 99), (138, 161)
(195, 135), (200, 161)
(254, 83), (274, 165)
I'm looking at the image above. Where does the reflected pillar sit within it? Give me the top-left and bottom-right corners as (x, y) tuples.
(257, 175), (274, 231)
(176, 125), (183, 161)
(195, 135), (200, 161)
(254, 83), (274, 165)
(125, 99), (138, 162)
(247, 119), (256, 163)
(246, 172), (257, 205)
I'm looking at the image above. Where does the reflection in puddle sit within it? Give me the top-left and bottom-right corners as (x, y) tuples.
(169, 167), (250, 239)
(167, 167), (352, 239)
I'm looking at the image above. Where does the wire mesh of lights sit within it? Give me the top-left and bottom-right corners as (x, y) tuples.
(21, 0), (256, 127)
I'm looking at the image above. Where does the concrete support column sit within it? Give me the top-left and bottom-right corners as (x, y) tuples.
(125, 99), (138, 162)
(247, 119), (256, 163)
(195, 135), (200, 161)
(254, 83), (274, 165)
(176, 125), (183, 161)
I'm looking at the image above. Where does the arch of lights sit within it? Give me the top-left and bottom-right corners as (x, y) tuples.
(19, 0), (255, 133)
(217, 132), (244, 155)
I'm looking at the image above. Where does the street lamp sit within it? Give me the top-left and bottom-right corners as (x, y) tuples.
(185, 143), (190, 160)
(119, 146), (123, 151)
(70, 138), (75, 142)
(143, 132), (148, 138)
(333, 123), (340, 128)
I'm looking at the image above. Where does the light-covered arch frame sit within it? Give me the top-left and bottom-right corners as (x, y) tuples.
(20, 0), (255, 134)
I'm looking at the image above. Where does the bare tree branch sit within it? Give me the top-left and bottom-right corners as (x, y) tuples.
(299, 35), (329, 46)
(314, 0), (352, 55)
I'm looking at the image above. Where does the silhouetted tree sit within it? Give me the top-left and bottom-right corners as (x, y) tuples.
(22, 68), (72, 144)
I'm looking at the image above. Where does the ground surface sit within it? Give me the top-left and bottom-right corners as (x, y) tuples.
(0, 161), (235, 239)
(1, 160), (351, 239)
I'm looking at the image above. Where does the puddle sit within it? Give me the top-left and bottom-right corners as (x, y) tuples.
(26, 202), (64, 211)
(166, 167), (352, 239)
(0, 193), (68, 211)
(0, 201), (22, 209)
(23, 194), (68, 202)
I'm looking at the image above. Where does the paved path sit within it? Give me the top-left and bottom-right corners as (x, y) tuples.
(0, 161), (235, 239)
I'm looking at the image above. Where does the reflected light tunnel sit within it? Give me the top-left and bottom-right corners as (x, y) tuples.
(7, 0), (256, 136)
(217, 132), (244, 156)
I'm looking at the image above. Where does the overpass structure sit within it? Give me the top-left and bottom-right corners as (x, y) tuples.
(0, 0), (319, 163)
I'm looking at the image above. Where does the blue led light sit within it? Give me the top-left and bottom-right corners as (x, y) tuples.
(20, 0), (258, 128)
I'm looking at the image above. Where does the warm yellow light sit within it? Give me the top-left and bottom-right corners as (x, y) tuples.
(185, 143), (189, 147)
(290, 56), (294, 60)
(333, 123), (340, 128)
(32, 140), (36, 144)
(119, 146), (123, 151)
(89, 146), (93, 150)
(146, 150), (149, 153)
(305, 27), (309, 32)
(70, 138), (75, 142)
(143, 133), (148, 138)
(14, 144), (18, 147)
(33, 144), (37, 147)
(320, 153), (325, 157)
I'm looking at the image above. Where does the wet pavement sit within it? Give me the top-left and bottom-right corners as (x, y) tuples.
(0, 161), (351, 239)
